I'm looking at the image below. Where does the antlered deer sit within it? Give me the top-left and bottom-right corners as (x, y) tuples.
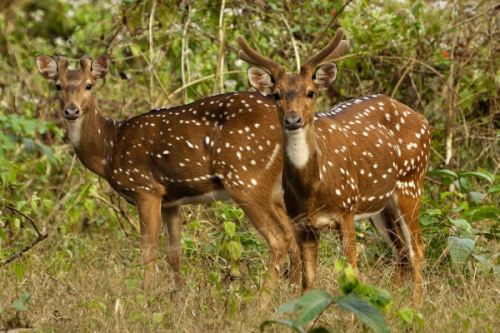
(36, 54), (300, 307)
(237, 29), (430, 302)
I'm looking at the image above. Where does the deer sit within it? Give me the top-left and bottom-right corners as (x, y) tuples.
(36, 54), (302, 308)
(237, 28), (430, 302)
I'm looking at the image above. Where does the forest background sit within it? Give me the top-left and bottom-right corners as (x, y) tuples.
(0, 0), (499, 331)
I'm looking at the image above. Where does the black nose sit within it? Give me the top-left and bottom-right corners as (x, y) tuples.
(284, 111), (302, 130)
(65, 105), (80, 120)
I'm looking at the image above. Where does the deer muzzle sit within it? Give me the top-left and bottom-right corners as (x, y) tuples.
(65, 103), (80, 121)
(284, 111), (302, 131)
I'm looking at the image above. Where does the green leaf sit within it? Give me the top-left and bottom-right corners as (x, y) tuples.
(488, 185), (500, 194)
(461, 206), (500, 222)
(37, 142), (55, 163)
(276, 300), (300, 315)
(397, 308), (415, 323)
(469, 192), (485, 204)
(448, 236), (475, 264)
(337, 293), (390, 333)
(460, 170), (495, 183)
(448, 218), (471, 231)
(295, 290), (334, 326)
(223, 221), (236, 237)
(12, 262), (26, 281)
(13, 301), (27, 312)
(22, 138), (36, 153)
(260, 319), (305, 333)
(20, 293), (32, 305)
(426, 169), (458, 178)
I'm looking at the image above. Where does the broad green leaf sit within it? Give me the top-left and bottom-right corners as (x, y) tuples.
(22, 138), (35, 153)
(461, 206), (500, 222)
(448, 218), (471, 231)
(260, 319), (305, 333)
(36, 142), (55, 163)
(426, 169), (458, 178)
(225, 240), (242, 259)
(488, 185), (500, 194)
(469, 192), (485, 204)
(460, 170), (495, 183)
(295, 290), (334, 326)
(337, 294), (390, 333)
(223, 221), (236, 237)
(276, 300), (300, 315)
(448, 236), (475, 264)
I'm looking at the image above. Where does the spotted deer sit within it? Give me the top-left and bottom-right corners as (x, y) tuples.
(237, 28), (430, 302)
(36, 54), (301, 307)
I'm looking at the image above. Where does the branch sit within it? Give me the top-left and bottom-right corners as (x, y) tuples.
(1, 206), (48, 265)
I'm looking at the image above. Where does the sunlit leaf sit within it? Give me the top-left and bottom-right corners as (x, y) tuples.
(295, 290), (333, 326)
(448, 236), (475, 264)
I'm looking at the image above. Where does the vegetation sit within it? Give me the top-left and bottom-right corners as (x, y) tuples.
(0, 0), (498, 331)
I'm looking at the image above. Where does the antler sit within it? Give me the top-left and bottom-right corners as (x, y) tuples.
(237, 36), (285, 78)
(303, 29), (349, 71)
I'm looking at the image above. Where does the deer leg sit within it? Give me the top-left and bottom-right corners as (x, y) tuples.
(395, 191), (425, 304)
(300, 227), (320, 291)
(161, 206), (184, 291)
(273, 196), (302, 285)
(337, 213), (358, 275)
(370, 197), (411, 285)
(137, 194), (162, 291)
(230, 192), (290, 310)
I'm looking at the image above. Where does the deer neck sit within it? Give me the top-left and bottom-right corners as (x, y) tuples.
(283, 122), (321, 192)
(66, 99), (119, 178)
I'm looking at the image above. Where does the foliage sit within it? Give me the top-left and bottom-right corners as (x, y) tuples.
(0, 0), (498, 331)
(261, 262), (391, 333)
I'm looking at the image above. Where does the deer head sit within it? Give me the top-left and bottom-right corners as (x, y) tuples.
(237, 29), (349, 132)
(36, 54), (110, 122)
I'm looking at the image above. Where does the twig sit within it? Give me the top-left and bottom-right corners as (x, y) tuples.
(2, 206), (48, 265)
(167, 70), (243, 101)
(148, 0), (157, 109)
(212, 0), (227, 95)
(181, 6), (191, 102)
(281, 14), (300, 72)
(390, 57), (415, 99)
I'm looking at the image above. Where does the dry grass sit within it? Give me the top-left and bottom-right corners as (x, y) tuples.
(1, 205), (499, 333)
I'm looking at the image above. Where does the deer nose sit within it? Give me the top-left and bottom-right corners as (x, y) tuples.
(65, 104), (80, 121)
(284, 111), (302, 130)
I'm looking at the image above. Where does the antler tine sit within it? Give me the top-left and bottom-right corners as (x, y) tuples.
(237, 35), (284, 77)
(327, 40), (350, 61)
(303, 28), (345, 69)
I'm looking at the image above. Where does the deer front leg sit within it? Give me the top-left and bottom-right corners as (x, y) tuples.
(338, 213), (358, 275)
(300, 227), (320, 291)
(137, 194), (162, 291)
(161, 206), (184, 291)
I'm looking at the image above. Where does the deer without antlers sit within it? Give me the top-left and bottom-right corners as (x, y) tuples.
(36, 54), (301, 307)
(237, 29), (430, 302)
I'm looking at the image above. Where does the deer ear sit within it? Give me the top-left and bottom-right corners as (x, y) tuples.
(313, 62), (337, 90)
(248, 67), (275, 96)
(91, 54), (110, 80)
(36, 55), (59, 81)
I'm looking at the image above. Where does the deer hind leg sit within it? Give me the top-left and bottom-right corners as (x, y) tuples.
(273, 195), (302, 285)
(161, 206), (184, 291)
(136, 194), (163, 291)
(370, 197), (411, 286)
(394, 191), (425, 303)
(229, 190), (291, 310)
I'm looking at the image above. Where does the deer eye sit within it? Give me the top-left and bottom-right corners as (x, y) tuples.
(55, 84), (62, 91)
(85, 84), (92, 90)
(307, 91), (315, 98)
(272, 93), (280, 101)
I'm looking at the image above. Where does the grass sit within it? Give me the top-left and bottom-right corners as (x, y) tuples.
(1, 195), (499, 332)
